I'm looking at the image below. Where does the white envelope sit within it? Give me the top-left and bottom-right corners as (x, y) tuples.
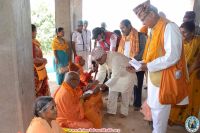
(83, 90), (93, 95)
(129, 58), (142, 70)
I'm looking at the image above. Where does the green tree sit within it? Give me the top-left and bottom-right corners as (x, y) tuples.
(31, 1), (55, 55)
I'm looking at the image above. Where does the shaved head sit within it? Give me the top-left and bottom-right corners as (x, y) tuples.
(64, 71), (80, 89)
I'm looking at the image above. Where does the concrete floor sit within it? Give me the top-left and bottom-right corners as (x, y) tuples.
(48, 73), (187, 133)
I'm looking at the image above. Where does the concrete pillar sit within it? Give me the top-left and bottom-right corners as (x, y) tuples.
(55, 0), (71, 42)
(55, 0), (82, 60)
(55, 0), (72, 60)
(70, 0), (82, 31)
(193, 0), (200, 25)
(0, 0), (35, 133)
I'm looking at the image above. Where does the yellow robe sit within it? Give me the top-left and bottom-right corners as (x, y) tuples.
(169, 36), (200, 125)
(26, 117), (64, 133)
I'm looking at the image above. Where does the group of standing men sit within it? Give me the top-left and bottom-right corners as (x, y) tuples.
(32, 0), (200, 132)
(86, 1), (194, 133)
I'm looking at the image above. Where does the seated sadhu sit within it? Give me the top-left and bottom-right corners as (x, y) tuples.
(52, 61), (95, 98)
(74, 56), (99, 90)
(68, 60), (103, 128)
(26, 96), (64, 133)
(75, 56), (97, 83)
(54, 71), (93, 128)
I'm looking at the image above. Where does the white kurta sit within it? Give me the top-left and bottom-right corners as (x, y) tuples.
(96, 52), (137, 115)
(72, 31), (87, 52)
(96, 52), (137, 92)
(82, 29), (91, 51)
(124, 41), (131, 58)
(147, 23), (188, 109)
(146, 23), (188, 133)
(109, 34), (117, 51)
(72, 30), (90, 69)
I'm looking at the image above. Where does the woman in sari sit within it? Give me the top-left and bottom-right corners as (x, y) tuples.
(32, 24), (50, 97)
(169, 21), (200, 125)
(52, 27), (69, 85)
(27, 96), (64, 133)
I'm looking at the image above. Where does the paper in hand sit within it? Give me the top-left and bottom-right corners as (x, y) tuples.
(129, 58), (142, 70)
(83, 90), (93, 95)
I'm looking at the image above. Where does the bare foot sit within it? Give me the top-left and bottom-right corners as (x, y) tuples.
(104, 113), (115, 117)
(119, 114), (126, 118)
(134, 107), (141, 111)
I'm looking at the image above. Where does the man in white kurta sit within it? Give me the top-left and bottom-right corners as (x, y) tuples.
(72, 20), (90, 70)
(118, 19), (147, 108)
(133, 1), (188, 133)
(146, 23), (188, 133)
(91, 47), (137, 117)
(82, 20), (92, 69)
(82, 20), (91, 52)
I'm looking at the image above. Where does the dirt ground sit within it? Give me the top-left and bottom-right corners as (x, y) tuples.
(48, 73), (188, 133)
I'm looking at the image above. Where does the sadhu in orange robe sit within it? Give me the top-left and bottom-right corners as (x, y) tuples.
(54, 82), (93, 128)
(75, 62), (103, 128)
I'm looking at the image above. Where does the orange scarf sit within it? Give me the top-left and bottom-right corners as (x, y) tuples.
(118, 28), (139, 58)
(32, 38), (43, 58)
(140, 25), (148, 35)
(62, 82), (83, 98)
(143, 18), (169, 63)
(51, 36), (68, 51)
(62, 82), (77, 97)
(32, 39), (41, 47)
(76, 63), (92, 84)
(76, 64), (84, 75)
